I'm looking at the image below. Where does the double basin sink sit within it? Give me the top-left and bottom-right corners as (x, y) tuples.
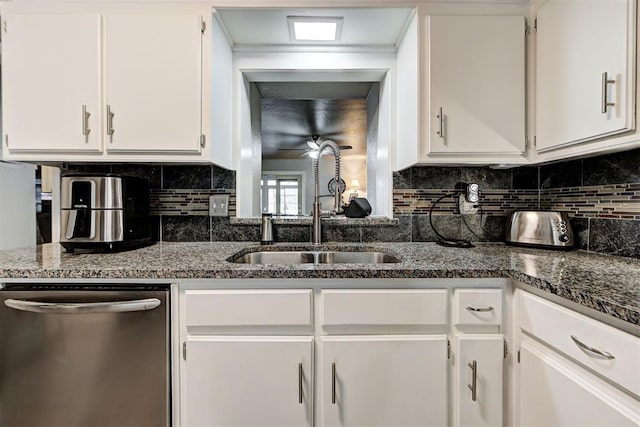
(231, 250), (401, 265)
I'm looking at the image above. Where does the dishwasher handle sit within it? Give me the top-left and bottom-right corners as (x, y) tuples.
(4, 298), (161, 314)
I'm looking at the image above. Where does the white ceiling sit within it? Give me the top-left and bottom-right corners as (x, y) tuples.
(215, 7), (415, 47)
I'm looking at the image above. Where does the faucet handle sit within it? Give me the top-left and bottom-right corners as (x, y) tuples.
(320, 209), (335, 218)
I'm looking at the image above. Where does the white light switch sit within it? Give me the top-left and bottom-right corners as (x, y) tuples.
(209, 195), (229, 217)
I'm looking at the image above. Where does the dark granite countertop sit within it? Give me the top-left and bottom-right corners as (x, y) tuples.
(0, 242), (638, 333)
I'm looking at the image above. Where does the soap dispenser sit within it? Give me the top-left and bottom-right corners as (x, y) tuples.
(260, 213), (274, 245)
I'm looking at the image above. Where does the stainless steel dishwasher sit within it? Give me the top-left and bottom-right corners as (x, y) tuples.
(0, 284), (170, 427)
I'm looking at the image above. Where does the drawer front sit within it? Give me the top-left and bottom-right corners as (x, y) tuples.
(186, 289), (313, 327)
(518, 291), (640, 396)
(454, 289), (502, 326)
(321, 289), (448, 326)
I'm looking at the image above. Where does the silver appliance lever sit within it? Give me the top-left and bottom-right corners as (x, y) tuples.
(65, 209), (78, 240)
(4, 298), (161, 314)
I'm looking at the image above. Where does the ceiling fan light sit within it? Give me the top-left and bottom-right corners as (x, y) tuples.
(307, 147), (335, 159)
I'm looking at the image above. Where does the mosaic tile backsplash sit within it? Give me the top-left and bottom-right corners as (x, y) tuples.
(63, 147), (640, 258)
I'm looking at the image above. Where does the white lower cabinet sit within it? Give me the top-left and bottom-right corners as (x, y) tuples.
(518, 338), (639, 427)
(454, 335), (504, 427)
(179, 282), (510, 427)
(185, 336), (313, 427)
(515, 290), (640, 427)
(319, 335), (448, 427)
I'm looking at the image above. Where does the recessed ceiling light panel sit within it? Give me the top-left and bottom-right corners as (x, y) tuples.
(287, 16), (343, 42)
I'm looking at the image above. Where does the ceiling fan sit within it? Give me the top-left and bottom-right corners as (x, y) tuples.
(306, 135), (353, 151)
(278, 135), (353, 157)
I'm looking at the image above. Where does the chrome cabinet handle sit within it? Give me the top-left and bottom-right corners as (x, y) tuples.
(106, 105), (115, 141)
(466, 306), (494, 312)
(467, 360), (477, 402)
(436, 107), (445, 139)
(4, 298), (161, 314)
(331, 362), (337, 404)
(571, 335), (615, 360)
(298, 363), (303, 404)
(602, 72), (616, 114)
(81, 105), (91, 142)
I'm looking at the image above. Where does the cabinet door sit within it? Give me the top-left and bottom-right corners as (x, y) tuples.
(519, 339), (639, 426)
(104, 14), (203, 153)
(185, 336), (313, 427)
(428, 16), (525, 155)
(536, 0), (635, 151)
(2, 13), (102, 153)
(319, 335), (448, 427)
(454, 335), (504, 427)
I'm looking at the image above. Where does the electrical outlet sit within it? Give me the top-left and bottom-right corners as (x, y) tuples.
(209, 195), (229, 217)
(458, 194), (478, 215)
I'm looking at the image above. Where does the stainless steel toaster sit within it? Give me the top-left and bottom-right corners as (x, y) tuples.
(505, 211), (574, 249)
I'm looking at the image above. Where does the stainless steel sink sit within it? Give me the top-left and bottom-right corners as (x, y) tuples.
(230, 250), (401, 264)
(316, 251), (400, 264)
(231, 251), (315, 264)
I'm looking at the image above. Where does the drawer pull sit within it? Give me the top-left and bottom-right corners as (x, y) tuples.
(298, 363), (303, 404)
(81, 104), (91, 142)
(570, 335), (615, 360)
(601, 72), (616, 114)
(331, 362), (337, 404)
(466, 306), (494, 312)
(436, 107), (445, 139)
(106, 105), (115, 142)
(467, 360), (477, 402)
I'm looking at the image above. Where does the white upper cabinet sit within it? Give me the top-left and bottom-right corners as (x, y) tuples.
(426, 15), (526, 159)
(103, 14), (203, 153)
(535, 0), (636, 152)
(0, 3), (213, 163)
(2, 13), (102, 153)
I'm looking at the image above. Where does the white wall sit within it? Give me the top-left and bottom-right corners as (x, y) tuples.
(211, 12), (234, 169)
(0, 62), (37, 249)
(396, 12), (419, 171)
(234, 50), (396, 217)
(0, 162), (36, 250)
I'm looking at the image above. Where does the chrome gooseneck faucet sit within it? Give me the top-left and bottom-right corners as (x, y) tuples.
(312, 140), (342, 244)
